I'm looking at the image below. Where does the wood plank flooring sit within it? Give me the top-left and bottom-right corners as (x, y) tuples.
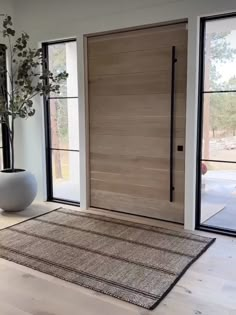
(0, 203), (236, 315)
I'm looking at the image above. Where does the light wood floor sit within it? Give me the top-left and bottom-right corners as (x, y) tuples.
(0, 203), (236, 315)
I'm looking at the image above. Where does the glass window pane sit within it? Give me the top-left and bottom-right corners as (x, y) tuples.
(0, 126), (2, 147)
(49, 98), (79, 150)
(204, 17), (236, 91)
(0, 148), (3, 170)
(202, 92), (236, 162)
(51, 150), (80, 202)
(48, 41), (78, 97)
(200, 161), (236, 230)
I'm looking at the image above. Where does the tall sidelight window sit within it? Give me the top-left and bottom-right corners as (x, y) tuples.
(0, 126), (10, 170)
(0, 127), (4, 169)
(43, 40), (80, 204)
(197, 14), (236, 235)
(0, 44), (10, 170)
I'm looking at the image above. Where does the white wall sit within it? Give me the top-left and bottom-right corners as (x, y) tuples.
(0, 0), (14, 15)
(12, 0), (236, 230)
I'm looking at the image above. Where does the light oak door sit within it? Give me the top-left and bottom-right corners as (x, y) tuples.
(88, 23), (187, 223)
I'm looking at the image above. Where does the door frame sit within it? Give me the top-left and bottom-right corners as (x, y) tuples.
(84, 19), (188, 224)
(195, 12), (236, 237)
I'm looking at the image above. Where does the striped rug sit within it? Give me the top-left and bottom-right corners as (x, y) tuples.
(0, 208), (215, 309)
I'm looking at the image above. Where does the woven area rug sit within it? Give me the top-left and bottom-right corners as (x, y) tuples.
(0, 208), (215, 309)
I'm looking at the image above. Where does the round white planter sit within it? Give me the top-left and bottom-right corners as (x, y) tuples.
(0, 169), (37, 212)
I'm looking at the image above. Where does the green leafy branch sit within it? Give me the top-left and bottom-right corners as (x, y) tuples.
(0, 14), (68, 171)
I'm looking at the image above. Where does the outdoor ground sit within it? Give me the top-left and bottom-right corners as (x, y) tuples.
(201, 170), (236, 230)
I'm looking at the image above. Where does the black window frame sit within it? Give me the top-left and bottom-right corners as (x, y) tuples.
(42, 39), (80, 206)
(0, 44), (11, 170)
(196, 12), (236, 237)
(1, 124), (10, 169)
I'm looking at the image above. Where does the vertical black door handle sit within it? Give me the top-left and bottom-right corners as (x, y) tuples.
(170, 46), (177, 202)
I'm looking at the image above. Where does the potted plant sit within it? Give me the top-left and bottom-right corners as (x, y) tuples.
(0, 15), (68, 211)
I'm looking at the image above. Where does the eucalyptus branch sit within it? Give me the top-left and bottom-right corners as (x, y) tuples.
(18, 91), (39, 111)
(0, 14), (68, 171)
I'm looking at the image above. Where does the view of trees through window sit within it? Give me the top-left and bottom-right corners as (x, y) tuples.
(200, 16), (236, 231)
(45, 40), (80, 203)
(202, 18), (236, 166)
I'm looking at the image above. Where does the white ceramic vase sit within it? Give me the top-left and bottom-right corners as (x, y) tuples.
(0, 169), (37, 212)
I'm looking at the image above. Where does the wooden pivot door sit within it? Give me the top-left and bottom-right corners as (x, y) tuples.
(88, 22), (187, 223)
